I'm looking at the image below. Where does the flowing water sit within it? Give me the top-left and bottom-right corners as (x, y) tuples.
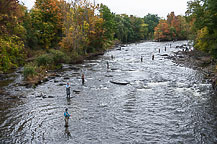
(0, 41), (217, 144)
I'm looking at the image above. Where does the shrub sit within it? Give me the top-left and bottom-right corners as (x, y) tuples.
(49, 49), (69, 64)
(23, 63), (37, 79)
(35, 54), (53, 66)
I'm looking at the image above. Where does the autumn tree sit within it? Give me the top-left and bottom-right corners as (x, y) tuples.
(31, 0), (63, 49)
(186, 0), (217, 57)
(154, 12), (189, 41)
(60, 0), (105, 58)
(154, 19), (170, 41)
(0, 0), (26, 72)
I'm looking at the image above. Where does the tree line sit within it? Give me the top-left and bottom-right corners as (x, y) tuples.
(0, 0), (160, 75)
(1, 0), (216, 77)
(153, 0), (217, 58)
(186, 0), (217, 58)
(154, 12), (189, 41)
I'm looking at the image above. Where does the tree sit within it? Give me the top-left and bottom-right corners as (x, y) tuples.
(144, 13), (160, 39)
(31, 0), (63, 49)
(0, 0), (25, 72)
(113, 14), (149, 43)
(60, 0), (105, 57)
(99, 4), (116, 41)
(154, 19), (170, 41)
(154, 12), (189, 41)
(186, 0), (217, 57)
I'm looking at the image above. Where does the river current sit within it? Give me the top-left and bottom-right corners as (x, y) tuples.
(0, 41), (217, 144)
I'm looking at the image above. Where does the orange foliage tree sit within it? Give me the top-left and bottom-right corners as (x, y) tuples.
(31, 0), (63, 49)
(154, 20), (170, 41)
(154, 12), (189, 41)
(60, 0), (104, 57)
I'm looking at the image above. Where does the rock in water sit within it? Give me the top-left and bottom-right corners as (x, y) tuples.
(161, 54), (169, 57)
(73, 90), (81, 94)
(110, 80), (130, 85)
(48, 96), (54, 98)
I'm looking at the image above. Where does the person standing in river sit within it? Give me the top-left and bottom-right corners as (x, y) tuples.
(66, 82), (70, 98)
(64, 108), (70, 127)
(82, 73), (85, 85)
(107, 61), (109, 69)
(111, 55), (114, 59)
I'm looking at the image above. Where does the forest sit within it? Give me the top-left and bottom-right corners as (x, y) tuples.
(0, 0), (216, 80)
(153, 0), (217, 59)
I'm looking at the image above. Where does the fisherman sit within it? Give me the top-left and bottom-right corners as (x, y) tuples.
(159, 49), (160, 53)
(165, 46), (166, 51)
(170, 44), (171, 48)
(152, 54), (154, 60)
(111, 55), (114, 59)
(66, 82), (70, 98)
(64, 108), (70, 127)
(107, 61), (109, 69)
(141, 56), (143, 62)
(82, 73), (85, 85)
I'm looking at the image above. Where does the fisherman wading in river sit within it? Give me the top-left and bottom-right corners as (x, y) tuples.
(82, 73), (85, 85)
(66, 82), (70, 98)
(64, 108), (70, 127)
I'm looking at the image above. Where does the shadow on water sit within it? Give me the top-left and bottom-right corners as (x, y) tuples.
(66, 97), (71, 105)
(0, 41), (217, 143)
(64, 126), (71, 139)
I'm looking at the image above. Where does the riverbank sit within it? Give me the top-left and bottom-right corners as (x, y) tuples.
(170, 48), (217, 92)
(0, 40), (122, 89)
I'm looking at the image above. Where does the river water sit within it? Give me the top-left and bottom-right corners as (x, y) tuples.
(0, 41), (217, 144)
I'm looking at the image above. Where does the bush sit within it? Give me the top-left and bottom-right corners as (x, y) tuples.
(23, 63), (37, 79)
(35, 50), (70, 67)
(35, 54), (53, 66)
(49, 49), (69, 64)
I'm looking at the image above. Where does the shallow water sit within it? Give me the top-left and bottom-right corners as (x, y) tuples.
(0, 41), (217, 143)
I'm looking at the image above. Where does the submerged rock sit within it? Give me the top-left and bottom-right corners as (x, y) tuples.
(48, 96), (54, 98)
(161, 54), (169, 57)
(7, 95), (18, 100)
(73, 90), (81, 94)
(48, 76), (56, 79)
(116, 47), (121, 50)
(111, 68), (118, 71)
(58, 83), (65, 86)
(105, 75), (113, 77)
(110, 80), (130, 85)
(69, 66), (80, 71)
(178, 55), (185, 58)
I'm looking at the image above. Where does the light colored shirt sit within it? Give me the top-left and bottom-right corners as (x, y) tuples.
(66, 84), (70, 88)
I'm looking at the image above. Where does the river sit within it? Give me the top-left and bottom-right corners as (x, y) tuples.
(0, 41), (217, 143)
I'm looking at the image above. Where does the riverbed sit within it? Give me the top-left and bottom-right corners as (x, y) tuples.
(0, 41), (216, 143)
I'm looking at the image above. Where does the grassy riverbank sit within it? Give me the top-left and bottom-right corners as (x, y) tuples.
(22, 40), (120, 87)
